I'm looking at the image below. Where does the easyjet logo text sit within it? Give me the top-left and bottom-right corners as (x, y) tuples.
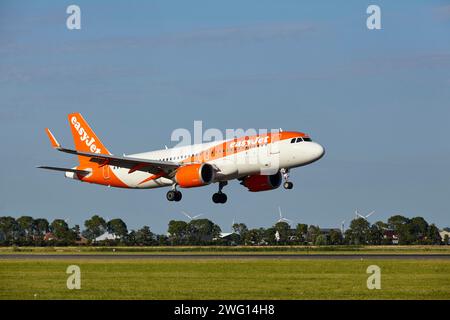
(71, 116), (101, 153)
(229, 136), (269, 148)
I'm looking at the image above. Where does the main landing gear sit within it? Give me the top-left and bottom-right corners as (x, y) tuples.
(166, 185), (182, 202)
(212, 181), (228, 204)
(281, 168), (293, 190)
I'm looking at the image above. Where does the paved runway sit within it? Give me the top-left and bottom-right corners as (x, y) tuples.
(1, 254), (450, 260)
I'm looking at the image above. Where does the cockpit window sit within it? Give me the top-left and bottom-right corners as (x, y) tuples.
(291, 136), (312, 144)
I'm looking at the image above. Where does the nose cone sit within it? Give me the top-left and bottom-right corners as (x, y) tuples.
(310, 142), (325, 162)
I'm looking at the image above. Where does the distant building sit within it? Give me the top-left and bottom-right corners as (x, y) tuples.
(439, 230), (450, 244)
(94, 232), (120, 242)
(219, 232), (235, 239)
(43, 232), (56, 241)
(213, 232), (238, 243)
(75, 235), (89, 245)
(383, 229), (399, 245)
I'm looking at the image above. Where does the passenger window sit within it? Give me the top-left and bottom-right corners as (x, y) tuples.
(296, 137), (303, 143)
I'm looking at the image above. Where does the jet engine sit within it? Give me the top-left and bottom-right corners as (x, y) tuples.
(240, 171), (282, 192)
(175, 163), (215, 188)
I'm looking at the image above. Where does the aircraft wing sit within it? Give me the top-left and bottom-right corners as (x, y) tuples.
(56, 146), (180, 174)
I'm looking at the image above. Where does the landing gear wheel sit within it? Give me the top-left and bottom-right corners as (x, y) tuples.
(167, 190), (182, 201)
(212, 192), (227, 204)
(174, 191), (182, 202)
(166, 190), (176, 201)
(283, 181), (293, 189)
(212, 193), (220, 203)
(212, 181), (228, 204)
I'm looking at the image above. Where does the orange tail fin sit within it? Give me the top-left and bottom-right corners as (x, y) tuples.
(67, 113), (111, 164)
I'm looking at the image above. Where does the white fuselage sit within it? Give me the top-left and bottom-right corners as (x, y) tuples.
(102, 135), (325, 189)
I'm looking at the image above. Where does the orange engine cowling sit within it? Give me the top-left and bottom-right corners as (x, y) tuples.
(175, 163), (215, 188)
(241, 171), (282, 192)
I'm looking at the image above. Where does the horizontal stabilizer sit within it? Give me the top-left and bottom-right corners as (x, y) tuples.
(37, 166), (90, 175)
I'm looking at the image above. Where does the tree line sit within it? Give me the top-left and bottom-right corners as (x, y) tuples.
(0, 214), (447, 246)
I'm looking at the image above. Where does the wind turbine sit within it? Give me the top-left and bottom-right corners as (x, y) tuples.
(354, 209), (375, 221)
(181, 211), (203, 221)
(277, 207), (292, 224)
(341, 220), (345, 234)
(231, 218), (236, 233)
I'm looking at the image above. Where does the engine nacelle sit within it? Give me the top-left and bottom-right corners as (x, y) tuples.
(175, 163), (215, 188)
(241, 171), (282, 192)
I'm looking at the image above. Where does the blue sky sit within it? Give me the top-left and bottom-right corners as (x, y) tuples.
(1, 0), (449, 233)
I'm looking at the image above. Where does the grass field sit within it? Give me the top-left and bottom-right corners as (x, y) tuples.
(1, 245), (450, 255)
(1, 257), (450, 299)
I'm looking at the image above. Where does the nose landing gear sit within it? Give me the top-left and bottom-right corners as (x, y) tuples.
(212, 181), (228, 204)
(281, 168), (293, 189)
(283, 181), (293, 189)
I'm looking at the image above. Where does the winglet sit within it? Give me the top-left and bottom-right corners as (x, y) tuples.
(45, 128), (61, 149)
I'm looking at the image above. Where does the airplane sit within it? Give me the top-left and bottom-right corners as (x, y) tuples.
(38, 113), (325, 204)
